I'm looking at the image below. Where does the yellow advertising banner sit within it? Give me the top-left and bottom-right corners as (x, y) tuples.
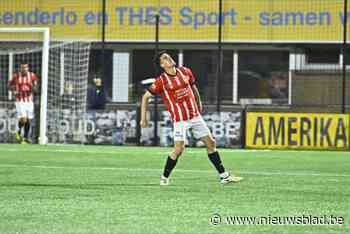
(0, 0), (349, 42)
(246, 112), (350, 150)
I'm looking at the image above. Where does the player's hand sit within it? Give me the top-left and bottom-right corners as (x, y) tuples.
(9, 90), (17, 98)
(140, 119), (148, 128)
(198, 102), (203, 113)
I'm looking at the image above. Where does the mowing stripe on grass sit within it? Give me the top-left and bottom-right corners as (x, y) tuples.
(0, 164), (349, 178)
(1, 145), (350, 155)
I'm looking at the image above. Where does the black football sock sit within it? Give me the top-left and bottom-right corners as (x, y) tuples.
(18, 121), (24, 134)
(208, 151), (225, 174)
(162, 156), (178, 178)
(24, 122), (30, 139)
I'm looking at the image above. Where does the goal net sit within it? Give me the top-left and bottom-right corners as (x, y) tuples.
(0, 28), (91, 144)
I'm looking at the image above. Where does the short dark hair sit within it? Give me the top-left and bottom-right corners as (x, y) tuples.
(153, 50), (168, 67)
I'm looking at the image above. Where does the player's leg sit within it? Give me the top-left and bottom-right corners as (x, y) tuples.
(200, 134), (224, 172)
(18, 117), (28, 144)
(160, 121), (187, 185)
(22, 117), (30, 143)
(16, 118), (25, 142)
(22, 102), (34, 143)
(160, 141), (185, 185)
(191, 116), (243, 184)
(18, 118), (24, 135)
(15, 102), (25, 142)
(201, 134), (242, 184)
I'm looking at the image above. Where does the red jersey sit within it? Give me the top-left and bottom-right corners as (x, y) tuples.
(148, 66), (200, 122)
(9, 72), (38, 102)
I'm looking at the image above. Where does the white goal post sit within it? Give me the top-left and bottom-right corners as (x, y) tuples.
(0, 27), (49, 144)
(0, 28), (91, 145)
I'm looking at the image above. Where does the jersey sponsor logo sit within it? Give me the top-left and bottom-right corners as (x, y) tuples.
(174, 87), (190, 101)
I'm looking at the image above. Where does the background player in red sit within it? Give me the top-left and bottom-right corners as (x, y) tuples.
(140, 51), (243, 185)
(8, 63), (38, 144)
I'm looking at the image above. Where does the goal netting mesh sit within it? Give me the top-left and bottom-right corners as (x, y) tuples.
(47, 42), (91, 143)
(0, 31), (90, 144)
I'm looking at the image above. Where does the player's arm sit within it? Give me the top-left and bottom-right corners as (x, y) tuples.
(8, 81), (15, 91)
(8, 74), (17, 96)
(140, 78), (162, 128)
(184, 67), (203, 113)
(32, 73), (39, 94)
(32, 80), (39, 94)
(191, 84), (203, 113)
(140, 91), (153, 128)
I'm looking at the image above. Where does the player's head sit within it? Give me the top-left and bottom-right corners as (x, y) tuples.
(154, 50), (176, 70)
(20, 63), (29, 74)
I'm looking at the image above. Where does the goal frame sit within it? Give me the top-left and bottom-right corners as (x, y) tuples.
(0, 27), (50, 144)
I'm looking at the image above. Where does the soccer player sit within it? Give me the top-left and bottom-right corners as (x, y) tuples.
(8, 63), (38, 144)
(140, 51), (243, 185)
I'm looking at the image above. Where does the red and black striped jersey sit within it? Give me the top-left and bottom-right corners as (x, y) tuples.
(9, 72), (38, 102)
(148, 66), (200, 122)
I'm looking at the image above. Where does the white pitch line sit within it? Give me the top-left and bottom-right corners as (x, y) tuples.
(0, 164), (349, 178)
(0, 148), (113, 154)
(2, 147), (348, 156)
(0, 147), (260, 155)
(1, 146), (350, 155)
(0, 148), (167, 155)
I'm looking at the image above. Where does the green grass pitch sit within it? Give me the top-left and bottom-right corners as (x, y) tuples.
(0, 144), (349, 234)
